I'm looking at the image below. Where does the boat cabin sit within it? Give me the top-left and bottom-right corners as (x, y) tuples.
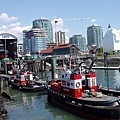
(51, 68), (97, 98)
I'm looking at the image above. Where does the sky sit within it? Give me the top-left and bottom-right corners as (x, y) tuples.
(0, 0), (120, 43)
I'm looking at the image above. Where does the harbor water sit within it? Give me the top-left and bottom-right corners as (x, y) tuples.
(3, 69), (120, 120)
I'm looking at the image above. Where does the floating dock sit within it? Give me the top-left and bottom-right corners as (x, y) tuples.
(92, 66), (120, 70)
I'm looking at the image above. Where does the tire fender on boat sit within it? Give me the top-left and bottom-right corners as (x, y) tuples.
(21, 81), (26, 86)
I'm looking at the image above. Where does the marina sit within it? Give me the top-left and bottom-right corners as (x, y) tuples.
(0, 1), (120, 120)
(0, 54), (120, 119)
(2, 69), (120, 120)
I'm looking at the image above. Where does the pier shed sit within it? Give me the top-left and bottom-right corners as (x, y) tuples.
(41, 44), (82, 57)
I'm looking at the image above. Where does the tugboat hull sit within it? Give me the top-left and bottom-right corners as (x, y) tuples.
(19, 85), (45, 92)
(47, 89), (120, 120)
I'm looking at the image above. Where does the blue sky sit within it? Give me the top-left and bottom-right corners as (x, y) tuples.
(0, 0), (120, 43)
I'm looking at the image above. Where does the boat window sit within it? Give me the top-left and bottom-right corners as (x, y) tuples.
(67, 80), (70, 86)
(62, 74), (67, 78)
(82, 80), (85, 86)
(71, 83), (74, 86)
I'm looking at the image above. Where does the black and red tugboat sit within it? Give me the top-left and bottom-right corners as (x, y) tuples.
(8, 70), (45, 92)
(47, 65), (120, 120)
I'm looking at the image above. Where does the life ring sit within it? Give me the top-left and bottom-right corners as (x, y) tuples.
(21, 81), (26, 86)
(76, 82), (80, 88)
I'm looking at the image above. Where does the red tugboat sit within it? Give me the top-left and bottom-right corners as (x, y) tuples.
(47, 67), (120, 120)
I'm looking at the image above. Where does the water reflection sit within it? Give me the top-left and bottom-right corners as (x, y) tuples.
(45, 103), (88, 120)
(5, 90), (88, 120)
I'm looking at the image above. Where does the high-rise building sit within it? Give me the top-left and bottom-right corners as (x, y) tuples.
(69, 35), (87, 51)
(55, 31), (66, 45)
(32, 18), (53, 42)
(23, 28), (47, 54)
(87, 24), (103, 48)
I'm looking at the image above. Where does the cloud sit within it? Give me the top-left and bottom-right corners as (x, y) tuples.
(0, 13), (18, 22)
(0, 14), (70, 43)
(0, 13), (31, 43)
(51, 18), (69, 43)
(0, 23), (32, 43)
(90, 19), (96, 22)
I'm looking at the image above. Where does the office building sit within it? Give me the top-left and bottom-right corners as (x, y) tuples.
(23, 28), (47, 54)
(32, 18), (53, 42)
(87, 24), (103, 48)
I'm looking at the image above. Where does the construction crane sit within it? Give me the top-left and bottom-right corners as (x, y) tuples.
(54, 17), (93, 23)
(62, 17), (93, 21)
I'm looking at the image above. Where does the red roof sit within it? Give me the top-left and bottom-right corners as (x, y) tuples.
(53, 44), (72, 49)
(40, 48), (53, 54)
(40, 44), (73, 54)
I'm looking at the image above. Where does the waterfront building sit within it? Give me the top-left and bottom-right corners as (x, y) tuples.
(32, 18), (53, 43)
(0, 33), (17, 60)
(41, 44), (82, 57)
(103, 25), (120, 52)
(55, 31), (66, 45)
(23, 28), (47, 55)
(69, 35), (87, 51)
(17, 43), (23, 55)
(87, 24), (103, 48)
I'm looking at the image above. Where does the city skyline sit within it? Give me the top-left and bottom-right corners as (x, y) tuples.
(0, 0), (120, 43)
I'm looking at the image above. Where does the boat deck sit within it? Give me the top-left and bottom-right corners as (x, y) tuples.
(78, 92), (119, 102)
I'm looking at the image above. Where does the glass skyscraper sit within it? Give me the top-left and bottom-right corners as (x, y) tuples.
(32, 18), (53, 42)
(87, 24), (103, 48)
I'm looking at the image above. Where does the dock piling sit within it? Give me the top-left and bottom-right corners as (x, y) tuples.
(51, 58), (56, 80)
